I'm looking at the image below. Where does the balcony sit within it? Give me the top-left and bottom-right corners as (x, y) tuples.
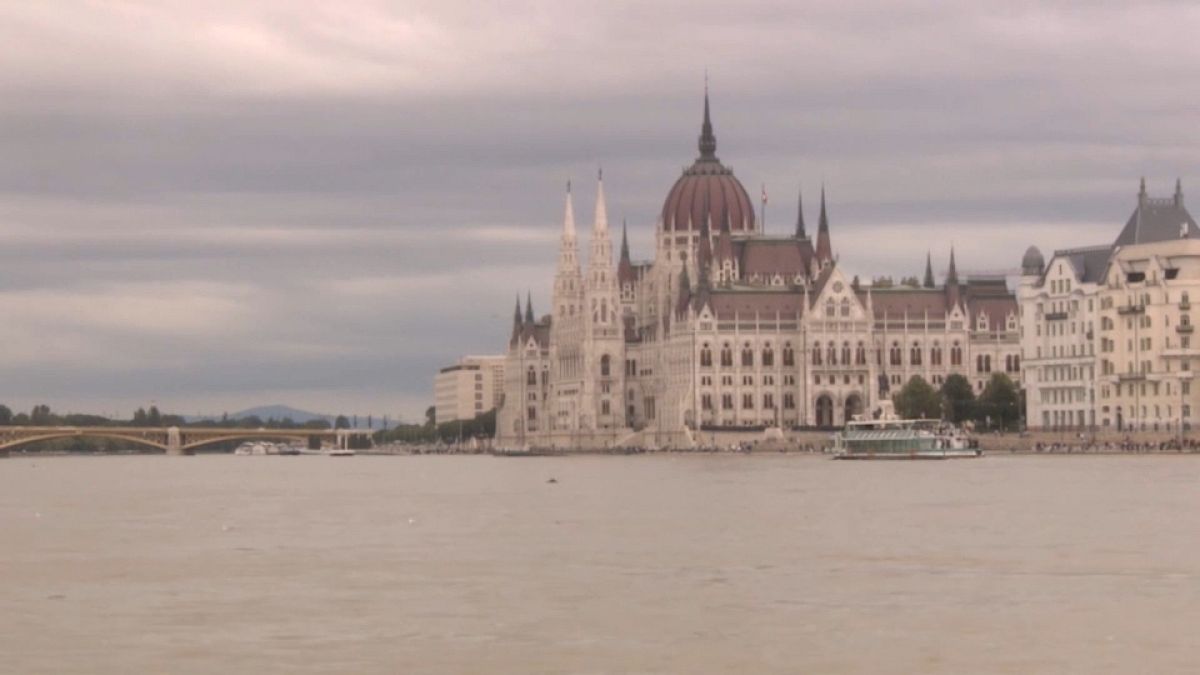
(1044, 311), (1069, 321)
(1181, 299), (1191, 310)
(1117, 304), (1145, 315)
(1177, 324), (1194, 334)
(1118, 372), (1146, 382)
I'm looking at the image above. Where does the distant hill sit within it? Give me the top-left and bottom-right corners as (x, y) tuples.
(186, 405), (330, 425)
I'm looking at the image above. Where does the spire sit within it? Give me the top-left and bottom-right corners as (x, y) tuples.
(923, 251), (935, 288)
(510, 294), (522, 343)
(676, 263), (692, 315)
(1176, 178), (1184, 207)
(593, 169), (608, 233)
(697, 205), (714, 271)
(524, 292), (534, 324)
(715, 200), (735, 269)
(946, 248), (961, 308)
(620, 220), (630, 262)
(795, 185), (807, 239)
(562, 180), (576, 240)
(698, 84), (717, 161)
(618, 218), (635, 287)
(815, 185), (832, 264)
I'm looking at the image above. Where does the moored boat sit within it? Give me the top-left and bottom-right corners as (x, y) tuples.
(833, 402), (980, 460)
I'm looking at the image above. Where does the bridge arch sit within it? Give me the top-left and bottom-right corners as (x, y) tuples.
(0, 431), (168, 452)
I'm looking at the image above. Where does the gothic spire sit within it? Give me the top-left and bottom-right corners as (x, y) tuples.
(923, 251), (935, 288)
(795, 185), (807, 239)
(562, 179), (576, 240)
(947, 247), (959, 285)
(593, 169), (608, 233)
(698, 84), (717, 161)
(620, 219), (630, 262)
(511, 294), (522, 343)
(524, 291), (534, 324)
(815, 185), (832, 264)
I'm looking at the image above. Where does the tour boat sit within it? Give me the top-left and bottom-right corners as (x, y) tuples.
(833, 403), (980, 460)
(325, 447), (356, 457)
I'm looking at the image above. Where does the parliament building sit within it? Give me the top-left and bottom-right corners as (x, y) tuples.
(496, 94), (1020, 448)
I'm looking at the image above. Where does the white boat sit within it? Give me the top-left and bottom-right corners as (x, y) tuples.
(833, 402), (980, 460)
(325, 448), (355, 457)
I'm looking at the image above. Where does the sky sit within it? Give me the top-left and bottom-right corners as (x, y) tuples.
(2, 1), (1199, 421)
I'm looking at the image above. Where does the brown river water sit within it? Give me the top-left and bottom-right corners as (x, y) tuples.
(2, 454), (1199, 674)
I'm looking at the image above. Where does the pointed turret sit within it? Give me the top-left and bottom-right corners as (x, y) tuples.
(552, 180), (584, 326)
(945, 248), (961, 308)
(815, 185), (833, 264)
(618, 219), (635, 286)
(676, 263), (692, 315)
(510, 294), (522, 344)
(525, 292), (535, 324)
(698, 84), (718, 161)
(697, 205), (714, 272)
(795, 185), (807, 239)
(715, 203), (735, 278)
(923, 251), (935, 288)
(593, 169), (608, 234)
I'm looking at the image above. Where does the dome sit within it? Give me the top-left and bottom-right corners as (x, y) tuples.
(660, 93), (755, 233)
(1022, 245), (1044, 275)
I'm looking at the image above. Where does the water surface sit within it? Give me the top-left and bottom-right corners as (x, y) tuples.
(3, 454), (1199, 674)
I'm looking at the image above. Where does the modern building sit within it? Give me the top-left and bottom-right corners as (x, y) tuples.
(433, 355), (505, 424)
(496, 93), (1020, 449)
(1018, 179), (1200, 431)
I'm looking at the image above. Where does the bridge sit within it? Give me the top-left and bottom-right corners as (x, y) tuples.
(0, 426), (374, 456)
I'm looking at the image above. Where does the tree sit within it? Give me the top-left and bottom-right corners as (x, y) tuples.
(977, 373), (1020, 431)
(894, 375), (941, 419)
(334, 415), (350, 430)
(0, 404), (11, 425)
(133, 408), (148, 426)
(940, 374), (976, 424)
(147, 406), (162, 426)
(30, 404), (53, 425)
(425, 406), (436, 427)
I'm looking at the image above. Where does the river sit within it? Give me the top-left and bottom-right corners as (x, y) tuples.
(2, 454), (1199, 674)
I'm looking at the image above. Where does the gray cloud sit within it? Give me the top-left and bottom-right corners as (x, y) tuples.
(1, 1), (1198, 417)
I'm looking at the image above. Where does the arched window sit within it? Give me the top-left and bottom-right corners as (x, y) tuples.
(813, 342), (823, 365)
(700, 344), (713, 368)
(984, 355), (992, 372)
(741, 343), (754, 367)
(855, 341), (866, 365)
(951, 342), (962, 366)
(527, 367), (537, 386)
(782, 343), (795, 367)
(930, 343), (942, 366)
(720, 343), (733, 367)
(910, 342), (922, 366)
(825, 299), (836, 317)
(841, 341), (851, 365)
(600, 354), (611, 377)
(840, 298), (851, 317)
(827, 343), (837, 365)
(1013, 355), (1020, 371)
(762, 344), (774, 367)
(890, 342), (902, 366)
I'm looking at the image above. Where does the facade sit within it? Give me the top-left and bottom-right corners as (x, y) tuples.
(496, 94), (1020, 449)
(433, 355), (505, 424)
(1019, 179), (1200, 431)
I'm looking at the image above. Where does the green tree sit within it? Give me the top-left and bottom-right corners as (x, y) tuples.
(147, 406), (162, 426)
(894, 375), (941, 419)
(133, 408), (148, 426)
(0, 404), (12, 425)
(30, 404), (53, 425)
(425, 406), (436, 427)
(977, 373), (1021, 430)
(334, 415), (350, 430)
(940, 373), (976, 424)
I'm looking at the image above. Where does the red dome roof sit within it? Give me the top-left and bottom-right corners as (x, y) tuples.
(660, 93), (755, 233)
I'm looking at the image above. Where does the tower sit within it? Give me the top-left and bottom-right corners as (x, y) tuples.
(816, 186), (833, 266)
(581, 172), (625, 434)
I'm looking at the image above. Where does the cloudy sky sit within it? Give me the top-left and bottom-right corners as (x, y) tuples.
(2, 1), (1199, 420)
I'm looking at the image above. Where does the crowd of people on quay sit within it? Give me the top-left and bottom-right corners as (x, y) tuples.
(1023, 436), (1200, 453)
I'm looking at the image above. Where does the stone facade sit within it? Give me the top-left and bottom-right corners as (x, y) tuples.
(496, 96), (1020, 449)
(1019, 179), (1200, 431)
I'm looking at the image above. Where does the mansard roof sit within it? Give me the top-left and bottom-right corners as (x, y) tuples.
(866, 278), (1017, 331)
(706, 289), (807, 320)
(735, 237), (816, 279)
(1114, 192), (1199, 247)
(868, 288), (951, 318)
(1050, 245), (1112, 284)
